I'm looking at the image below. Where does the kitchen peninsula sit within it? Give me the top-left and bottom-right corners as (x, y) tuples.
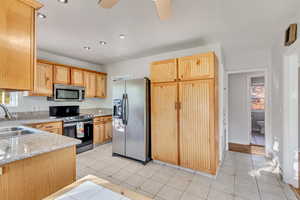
(0, 126), (80, 200)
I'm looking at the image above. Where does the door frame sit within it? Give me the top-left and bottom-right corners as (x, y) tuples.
(247, 74), (266, 147)
(225, 67), (271, 156)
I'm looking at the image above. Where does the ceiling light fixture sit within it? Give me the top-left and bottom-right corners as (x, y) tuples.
(119, 34), (126, 39)
(58, 0), (68, 4)
(37, 12), (47, 19)
(83, 46), (91, 50)
(99, 41), (107, 45)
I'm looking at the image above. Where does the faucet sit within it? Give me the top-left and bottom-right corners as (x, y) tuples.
(0, 104), (13, 120)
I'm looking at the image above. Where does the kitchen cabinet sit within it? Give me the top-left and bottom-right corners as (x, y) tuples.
(0, 0), (43, 91)
(71, 68), (85, 86)
(178, 52), (216, 81)
(151, 82), (179, 165)
(93, 116), (112, 145)
(0, 146), (76, 200)
(29, 121), (63, 135)
(150, 52), (219, 175)
(179, 79), (218, 173)
(84, 72), (96, 98)
(150, 59), (178, 83)
(54, 65), (71, 85)
(31, 61), (53, 96)
(96, 74), (107, 98)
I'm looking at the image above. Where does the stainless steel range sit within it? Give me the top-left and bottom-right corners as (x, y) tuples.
(49, 106), (93, 154)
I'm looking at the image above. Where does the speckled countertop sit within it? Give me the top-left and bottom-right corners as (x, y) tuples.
(0, 108), (112, 127)
(0, 126), (81, 166)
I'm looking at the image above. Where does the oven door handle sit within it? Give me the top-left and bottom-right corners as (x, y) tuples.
(64, 121), (93, 128)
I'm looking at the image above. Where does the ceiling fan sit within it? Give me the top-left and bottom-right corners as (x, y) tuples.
(98, 0), (171, 20)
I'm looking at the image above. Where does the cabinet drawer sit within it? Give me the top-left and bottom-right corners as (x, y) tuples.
(28, 121), (63, 135)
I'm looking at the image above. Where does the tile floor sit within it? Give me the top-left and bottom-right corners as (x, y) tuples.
(76, 143), (297, 200)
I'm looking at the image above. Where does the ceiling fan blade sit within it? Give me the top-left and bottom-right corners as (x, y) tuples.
(98, 0), (119, 8)
(154, 0), (171, 20)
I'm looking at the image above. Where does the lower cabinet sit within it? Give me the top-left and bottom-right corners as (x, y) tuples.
(93, 116), (112, 145)
(28, 121), (63, 135)
(0, 146), (76, 200)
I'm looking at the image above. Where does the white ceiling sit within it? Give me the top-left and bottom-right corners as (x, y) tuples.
(37, 0), (299, 65)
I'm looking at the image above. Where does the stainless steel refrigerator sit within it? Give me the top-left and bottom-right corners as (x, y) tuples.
(112, 78), (151, 163)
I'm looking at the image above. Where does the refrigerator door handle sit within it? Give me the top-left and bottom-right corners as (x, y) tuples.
(121, 94), (126, 125)
(125, 94), (129, 125)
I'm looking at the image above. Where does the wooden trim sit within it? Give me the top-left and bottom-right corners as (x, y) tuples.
(37, 59), (107, 75)
(19, 0), (43, 9)
(229, 143), (265, 156)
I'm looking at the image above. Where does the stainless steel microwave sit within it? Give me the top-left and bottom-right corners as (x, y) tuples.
(52, 84), (85, 102)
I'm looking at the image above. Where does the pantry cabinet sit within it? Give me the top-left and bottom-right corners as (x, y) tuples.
(54, 65), (71, 85)
(150, 59), (178, 83)
(71, 68), (85, 86)
(0, 0), (42, 91)
(150, 52), (219, 175)
(93, 116), (112, 145)
(31, 61), (53, 96)
(179, 79), (218, 173)
(151, 82), (179, 165)
(178, 52), (216, 81)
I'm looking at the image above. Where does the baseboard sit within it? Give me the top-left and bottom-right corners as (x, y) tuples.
(152, 160), (217, 179)
(228, 143), (265, 155)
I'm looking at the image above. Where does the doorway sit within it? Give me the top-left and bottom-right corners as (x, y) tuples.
(250, 76), (265, 147)
(227, 70), (268, 155)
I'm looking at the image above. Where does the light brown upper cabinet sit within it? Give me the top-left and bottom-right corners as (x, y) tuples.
(179, 79), (218, 174)
(84, 72), (96, 98)
(150, 59), (178, 83)
(96, 74), (107, 98)
(178, 52), (216, 81)
(71, 68), (85, 86)
(54, 65), (71, 85)
(0, 0), (43, 91)
(31, 61), (53, 96)
(151, 82), (179, 165)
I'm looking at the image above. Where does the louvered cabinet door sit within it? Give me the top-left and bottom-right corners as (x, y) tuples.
(151, 82), (179, 165)
(178, 52), (215, 81)
(179, 79), (217, 174)
(150, 59), (178, 83)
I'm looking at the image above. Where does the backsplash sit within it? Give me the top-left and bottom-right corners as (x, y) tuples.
(6, 93), (108, 113)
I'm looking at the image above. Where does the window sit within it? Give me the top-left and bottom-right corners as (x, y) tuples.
(251, 86), (265, 110)
(0, 90), (18, 107)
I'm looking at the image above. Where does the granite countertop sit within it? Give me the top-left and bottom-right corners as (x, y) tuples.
(0, 126), (81, 166)
(0, 108), (112, 127)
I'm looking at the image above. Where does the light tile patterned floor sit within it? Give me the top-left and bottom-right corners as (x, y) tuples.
(76, 143), (297, 200)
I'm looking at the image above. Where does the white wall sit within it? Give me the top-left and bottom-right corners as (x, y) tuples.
(228, 72), (263, 145)
(269, 12), (300, 186)
(8, 50), (107, 113)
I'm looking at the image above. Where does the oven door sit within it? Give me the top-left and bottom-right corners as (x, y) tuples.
(64, 121), (93, 153)
(54, 84), (84, 102)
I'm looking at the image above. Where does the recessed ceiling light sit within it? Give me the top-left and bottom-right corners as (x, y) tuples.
(99, 41), (107, 45)
(83, 46), (91, 50)
(58, 0), (68, 3)
(37, 12), (47, 19)
(119, 34), (126, 39)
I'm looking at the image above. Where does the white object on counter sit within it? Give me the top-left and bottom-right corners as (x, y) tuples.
(56, 181), (130, 200)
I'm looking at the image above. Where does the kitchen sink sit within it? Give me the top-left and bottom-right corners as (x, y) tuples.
(0, 127), (35, 139)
